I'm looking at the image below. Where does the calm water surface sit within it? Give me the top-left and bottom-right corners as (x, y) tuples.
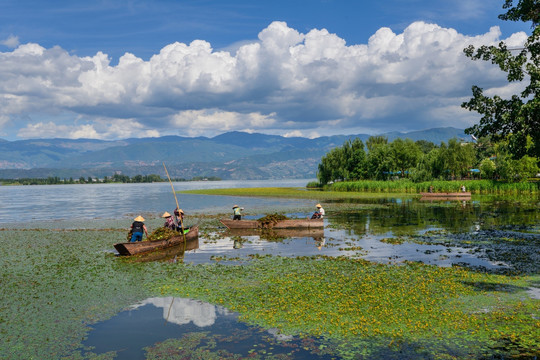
(0, 179), (314, 224)
(85, 297), (337, 360)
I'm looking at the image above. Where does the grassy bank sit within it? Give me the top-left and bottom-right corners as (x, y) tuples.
(180, 180), (539, 199)
(180, 186), (408, 200)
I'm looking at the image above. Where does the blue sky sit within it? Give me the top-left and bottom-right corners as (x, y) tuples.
(0, 0), (532, 140)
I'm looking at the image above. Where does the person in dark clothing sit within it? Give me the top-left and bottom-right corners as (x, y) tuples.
(174, 208), (184, 225)
(174, 208), (189, 233)
(130, 215), (149, 242)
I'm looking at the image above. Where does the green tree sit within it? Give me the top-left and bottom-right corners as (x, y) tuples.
(479, 158), (497, 179)
(513, 155), (540, 179)
(366, 136), (388, 152)
(440, 139), (476, 179)
(342, 138), (367, 180)
(366, 142), (394, 180)
(415, 140), (437, 154)
(318, 149), (336, 184)
(390, 138), (422, 177)
(461, 0), (540, 159)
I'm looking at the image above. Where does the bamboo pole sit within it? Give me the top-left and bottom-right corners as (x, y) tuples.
(163, 163), (186, 248)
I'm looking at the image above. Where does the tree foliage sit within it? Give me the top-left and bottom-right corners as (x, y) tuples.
(461, 0), (540, 159)
(316, 136), (539, 185)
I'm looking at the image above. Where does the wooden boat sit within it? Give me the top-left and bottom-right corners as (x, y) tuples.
(226, 227), (324, 239)
(420, 192), (471, 197)
(129, 238), (200, 262)
(114, 225), (199, 256)
(420, 192), (471, 201)
(220, 218), (323, 229)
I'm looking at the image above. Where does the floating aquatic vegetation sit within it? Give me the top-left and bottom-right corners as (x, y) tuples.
(147, 227), (178, 241)
(153, 256), (540, 359)
(0, 228), (155, 359)
(2, 194), (540, 359)
(144, 330), (338, 360)
(257, 213), (289, 228)
(380, 237), (407, 245)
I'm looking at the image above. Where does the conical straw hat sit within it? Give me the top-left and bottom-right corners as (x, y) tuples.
(134, 215), (145, 222)
(162, 212), (171, 218)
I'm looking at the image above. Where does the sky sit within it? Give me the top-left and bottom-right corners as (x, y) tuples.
(0, 0), (533, 141)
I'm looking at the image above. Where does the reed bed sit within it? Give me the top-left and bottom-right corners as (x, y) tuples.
(328, 179), (540, 194)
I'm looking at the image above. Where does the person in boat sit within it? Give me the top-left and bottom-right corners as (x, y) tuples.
(461, 184), (466, 193)
(130, 215), (149, 242)
(174, 208), (189, 232)
(428, 185), (434, 193)
(232, 205), (244, 220)
(311, 204), (325, 219)
(174, 208), (184, 225)
(162, 211), (176, 230)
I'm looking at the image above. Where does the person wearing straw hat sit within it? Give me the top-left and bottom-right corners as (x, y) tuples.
(174, 207), (184, 224)
(311, 204), (325, 219)
(232, 205), (244, 220)
(173, 208), (189, 233)
(130, 215), (149, 242)
(162, 212), (176, 230)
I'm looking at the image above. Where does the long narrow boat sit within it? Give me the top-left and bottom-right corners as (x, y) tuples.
(420, 192), (471, 201)
(114, 225), (199, 256)
(420, 192), (471, 197)
(129, 237), (200, 262)
(220, 218), (323, 229)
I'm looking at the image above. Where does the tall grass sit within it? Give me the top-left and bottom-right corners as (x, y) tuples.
(328, 179), (540, 194)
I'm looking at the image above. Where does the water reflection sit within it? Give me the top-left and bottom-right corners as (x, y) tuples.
(131, 297), (230, 327)
(83, 297), (336, 360)
(329, 198), (540, 235)
(226, 227), (325, 240)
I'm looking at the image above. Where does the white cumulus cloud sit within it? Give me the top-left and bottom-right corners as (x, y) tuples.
(1, 35), (20, 48)
(0, 21), (529, 140)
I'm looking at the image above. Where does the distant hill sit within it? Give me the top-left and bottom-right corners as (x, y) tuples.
(0, 127), (468, 180)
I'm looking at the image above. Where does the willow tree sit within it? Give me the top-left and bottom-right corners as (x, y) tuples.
(461, 0), (540, 159)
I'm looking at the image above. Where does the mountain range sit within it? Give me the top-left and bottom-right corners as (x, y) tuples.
(0, 127), (468, 180)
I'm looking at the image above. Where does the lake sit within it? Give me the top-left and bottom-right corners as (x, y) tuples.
(1, 180), (538, 359)
(0, 179), (315, 224)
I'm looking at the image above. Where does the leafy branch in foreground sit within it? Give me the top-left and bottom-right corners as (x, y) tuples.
(462, 0), (540, 159)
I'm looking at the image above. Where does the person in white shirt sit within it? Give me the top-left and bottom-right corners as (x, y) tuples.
(311, 203), (325, 219)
